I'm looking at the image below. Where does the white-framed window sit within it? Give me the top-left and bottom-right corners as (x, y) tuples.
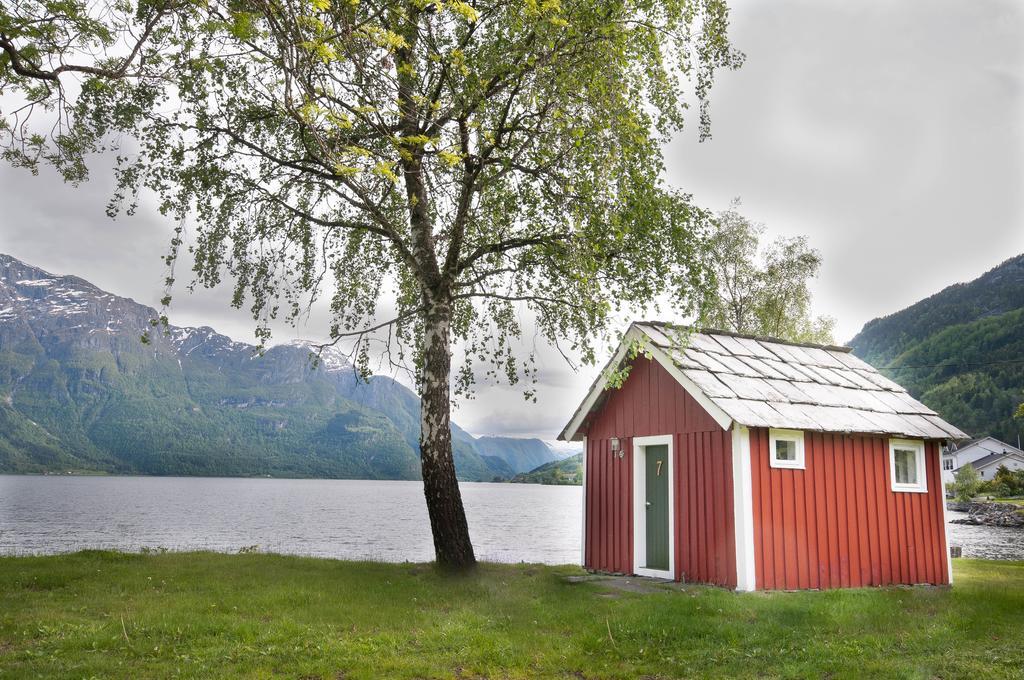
(889, 438), (927, 493)
(769, 429), (805, 470)
(942, 458), (954, 471)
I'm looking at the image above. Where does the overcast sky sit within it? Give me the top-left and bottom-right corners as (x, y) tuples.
(1, 0), (1021, 444)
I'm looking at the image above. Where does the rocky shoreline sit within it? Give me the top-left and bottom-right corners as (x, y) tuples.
(947, 501), (1024, 528)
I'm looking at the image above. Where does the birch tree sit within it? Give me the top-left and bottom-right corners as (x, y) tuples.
(2, 0), (743, 570)
(705, 203), (835, 344)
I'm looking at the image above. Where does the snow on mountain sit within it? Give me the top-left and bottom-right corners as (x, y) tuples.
(286, 339), (352, 372)
(0, 253), (553, 481)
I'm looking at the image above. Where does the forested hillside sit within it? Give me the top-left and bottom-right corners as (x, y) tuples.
(510, 453), (582, 485)
(0, 254), (548, 479)
(849, 255), (1024, 443)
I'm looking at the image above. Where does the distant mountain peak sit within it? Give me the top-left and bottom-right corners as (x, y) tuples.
(473, 436), (557, 474)
(166, 325), (254, 359)
(284, 339), (352, 372)
(0, 253), (145, 342)
(1, 253), (102, 292)
(0, 252), (549, 482)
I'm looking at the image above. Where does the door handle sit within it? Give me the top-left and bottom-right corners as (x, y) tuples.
(646, 501), (652, 508)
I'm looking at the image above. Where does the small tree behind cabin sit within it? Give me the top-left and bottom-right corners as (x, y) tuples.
(1, 1), (743, 570)
(951, 464), (981, 503)
(989, 464), (1024, 499)
(704, 203), (835, 344)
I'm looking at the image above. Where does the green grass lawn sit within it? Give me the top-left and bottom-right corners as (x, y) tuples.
(1, 553), (1022, 679)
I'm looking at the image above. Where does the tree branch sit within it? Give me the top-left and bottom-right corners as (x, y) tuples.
(457, 232), (572, 274)
(0, 2), (177, 83)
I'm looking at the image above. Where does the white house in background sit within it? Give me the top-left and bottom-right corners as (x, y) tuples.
(969, 451), (1024, 481)
(942, 436), (1024, 485)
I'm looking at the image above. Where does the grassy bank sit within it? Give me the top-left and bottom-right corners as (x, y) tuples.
(1, 553), (1022, 679)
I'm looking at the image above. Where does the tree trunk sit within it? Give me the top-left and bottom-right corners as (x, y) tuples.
(419, 301), (476, 570)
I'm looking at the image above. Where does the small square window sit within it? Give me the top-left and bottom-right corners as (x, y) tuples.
(889, 439), (927, 493)
(894, 448), (917, 484)
(942, 458), (954, 471)
(769, 429), (804, 469)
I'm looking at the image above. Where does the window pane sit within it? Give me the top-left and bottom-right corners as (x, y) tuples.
(894, 449), (917, 484)
(775, 439), (796, 461)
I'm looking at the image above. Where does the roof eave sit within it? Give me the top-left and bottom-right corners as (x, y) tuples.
(559, 322), (968, 444)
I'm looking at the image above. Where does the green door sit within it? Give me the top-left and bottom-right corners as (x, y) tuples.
(645, 444), (669, 571)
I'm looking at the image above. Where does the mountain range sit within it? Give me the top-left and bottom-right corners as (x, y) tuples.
(0, 254), (562, 480)
(849, 254), (1024, 444)
(4, 250), (1020, 482)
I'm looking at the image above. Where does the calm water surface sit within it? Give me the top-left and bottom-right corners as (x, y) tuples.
(0, 476), (580, 564)
(946, 510), (1024, 561)
(1, 475), (1020, 563)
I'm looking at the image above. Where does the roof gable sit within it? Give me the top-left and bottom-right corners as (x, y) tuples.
(954, 436), (1023, 457)
(558, 325), (733, 441)
(559, 322), (968, 441)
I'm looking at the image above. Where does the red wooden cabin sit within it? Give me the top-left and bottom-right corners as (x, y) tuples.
(559, 322), (967, 590)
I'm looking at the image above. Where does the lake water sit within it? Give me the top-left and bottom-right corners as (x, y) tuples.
(0, 475), (581, 564)
(1, 475), (1020, 563)
(946, 510), (1024, 561)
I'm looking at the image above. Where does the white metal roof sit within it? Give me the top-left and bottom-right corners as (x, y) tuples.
(559, 322), (968, 442)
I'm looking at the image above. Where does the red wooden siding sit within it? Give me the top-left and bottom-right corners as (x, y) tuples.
(676, 430), (736, 587)
(749, 429), (949, 590)
(583, 357), (736, 588)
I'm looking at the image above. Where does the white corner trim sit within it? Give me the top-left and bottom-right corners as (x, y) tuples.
(580, 436), (588, 568)
(646, 343), (734, 432)
(889, 438), (928, 493)
(938, 443), (954, 585)
(732, 425), (757, 591)
(768, 428), (805, 470)
(632, 434), (675, 580)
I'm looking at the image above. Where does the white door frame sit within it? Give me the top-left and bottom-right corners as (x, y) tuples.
(632, 434), (675, 579)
